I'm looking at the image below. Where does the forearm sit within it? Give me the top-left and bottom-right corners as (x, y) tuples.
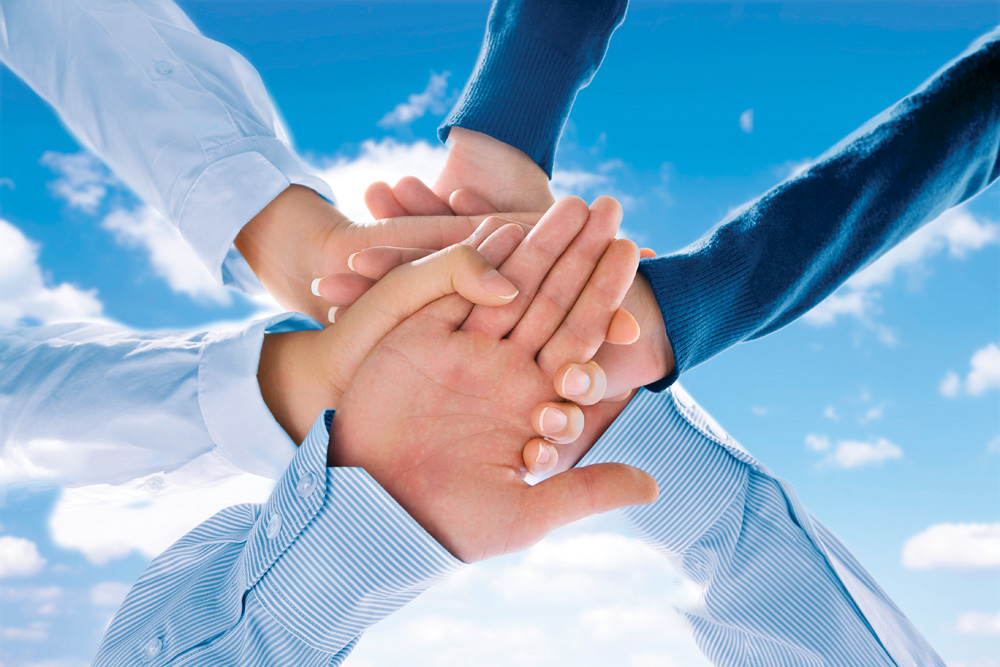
(0, 0), (333, 290)
(639, 27), (1000, 386)
(94, 412), (461, 666)
(0, 315), (311, 487)
(441, 0), (628, 175)
(581, 387), (943, 665)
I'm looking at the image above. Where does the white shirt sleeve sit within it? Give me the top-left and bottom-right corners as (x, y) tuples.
(0, 0), (336, 292)
(0, 313), (317, 488)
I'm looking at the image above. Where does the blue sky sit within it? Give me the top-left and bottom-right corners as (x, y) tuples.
(1, 1), (999, 665)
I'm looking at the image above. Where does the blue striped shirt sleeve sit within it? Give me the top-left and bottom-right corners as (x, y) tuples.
(93, 411), (463, 666)
(580, 386), (945, 666)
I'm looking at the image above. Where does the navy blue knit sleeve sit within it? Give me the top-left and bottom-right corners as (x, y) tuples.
(641, 28), (1000, 390)
(439, 0), (628, 176)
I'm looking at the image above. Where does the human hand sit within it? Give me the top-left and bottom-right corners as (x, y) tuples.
(343, 183), (676, 407)
(364, 127), (555, 218)
(329, 197), (658, 561)
(234, 184), (541, 323)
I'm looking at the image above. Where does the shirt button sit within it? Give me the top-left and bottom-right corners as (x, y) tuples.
(153, 60), (174, 76)
(295, 473), (317, 497)
(266, 513), (282, 539)
(143, 637), (162, 659)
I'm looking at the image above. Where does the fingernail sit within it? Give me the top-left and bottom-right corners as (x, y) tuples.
(328, 306), (338, 323)
(347, 252), (360, 272)
(311, 278), (322, 297)
(536, 443), (552, 465)
(562, 367), (591, 396)
(539, 406), (568, 434)
(482, 269), (518, 300)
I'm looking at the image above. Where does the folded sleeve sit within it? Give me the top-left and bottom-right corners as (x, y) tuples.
(0, 314), (314, 488)
(0, 0), (335, 292)
(440, 0), (628, 176)
(639, 27), (1000, 389)
(93, 411), (463, 667)
(580, 387), (944, 666)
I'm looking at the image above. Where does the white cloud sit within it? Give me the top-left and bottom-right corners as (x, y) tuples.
(0, 586), (62, 616)
(89, 581), (131, 607)
(739, 108), (754, 134)
(988, 436), (1000, 454)
(941, 343), (1000, 398)
(629, 653), (682, 667)
(803, 205), (998, 334)
(858, 403), (886, 424)
(902, 523), (1000, 570)
(0, 537), (46, 578)
(807, 435), (902, 469)
(100, 205), (231, 304)
(823, 405), (840, 422)
(319, 139), (449, 222)
(1, 621), (48, 642)
(40, 151), (118, 212)
(805, 433), (830, 452)
(491, 533), (696, 607)
(0, 176), (14, 189)
(940, 371), (962, 398)
(378, 71), (454, 128)
(751, 405), (768, 416)
(967, 343), (1000, 396)
(0, 218), (103, 327)
(49, 458), (274, 565)
(957, 611), (1000, 636)
(580, 603), (691, 641)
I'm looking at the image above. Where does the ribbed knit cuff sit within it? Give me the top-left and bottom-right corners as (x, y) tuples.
(638, 247), (759, 392)
(439, 27), (588, 177)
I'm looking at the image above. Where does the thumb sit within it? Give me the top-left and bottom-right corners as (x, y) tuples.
(521, 463), (659, 543)
(322, 228), (522, 390)
(449, 188), (499, 216)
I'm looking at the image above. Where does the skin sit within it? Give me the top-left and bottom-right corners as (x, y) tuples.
(258, 198), (658, 562)
(361, 129), (675, 403)
(234, 183), (543, 323)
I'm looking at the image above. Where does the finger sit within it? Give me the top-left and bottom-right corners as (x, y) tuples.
(358, 211), (539, 271)
(449, 188), (499, 216)
(324, 236), (522, 390)
(311, 272), (376, 307)
(349, 247), (436, 280)
(605, 307), (641, 345)
(522, 438), (559, 477)
(639, 247), (657, 260)
(313, 218), (529, 316)
(392, 176), (454, 216)
(461, 197), (591, 339)
(522, 463), (659, 541)
(553, 361), (607, 407)
(412, 223), (526, 328)
(507, 197), (623, 357)
(364, 181), (409, 219)
(535, 237), (639, 375)
(530, 401), (585, 445)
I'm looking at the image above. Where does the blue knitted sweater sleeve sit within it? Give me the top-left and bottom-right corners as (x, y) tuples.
(439, 0), (627, 176)
(643, 27), (1000, 389)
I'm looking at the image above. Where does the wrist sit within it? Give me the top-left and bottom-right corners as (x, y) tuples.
(258, 329), (332, 444)
(235, 185), (350, 320)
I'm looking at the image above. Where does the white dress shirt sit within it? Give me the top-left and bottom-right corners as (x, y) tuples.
(0, 0), (334, 291)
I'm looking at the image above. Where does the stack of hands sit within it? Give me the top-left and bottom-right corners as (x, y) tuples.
(244, 128), (675, 562)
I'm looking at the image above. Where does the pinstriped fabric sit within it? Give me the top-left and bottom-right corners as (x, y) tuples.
(93, 411), (461, 666)
(95, 386), (943, 666)
(580, 386), (942, 666)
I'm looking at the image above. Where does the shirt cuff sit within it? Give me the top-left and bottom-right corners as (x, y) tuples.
(197, 312), (322, 480)
(440, 27), (589, 177)
(177, 137), (336, 291)
(250, 412), (464, 651)
(579, 385), (752, 554)
(637, 245), (758, 392)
